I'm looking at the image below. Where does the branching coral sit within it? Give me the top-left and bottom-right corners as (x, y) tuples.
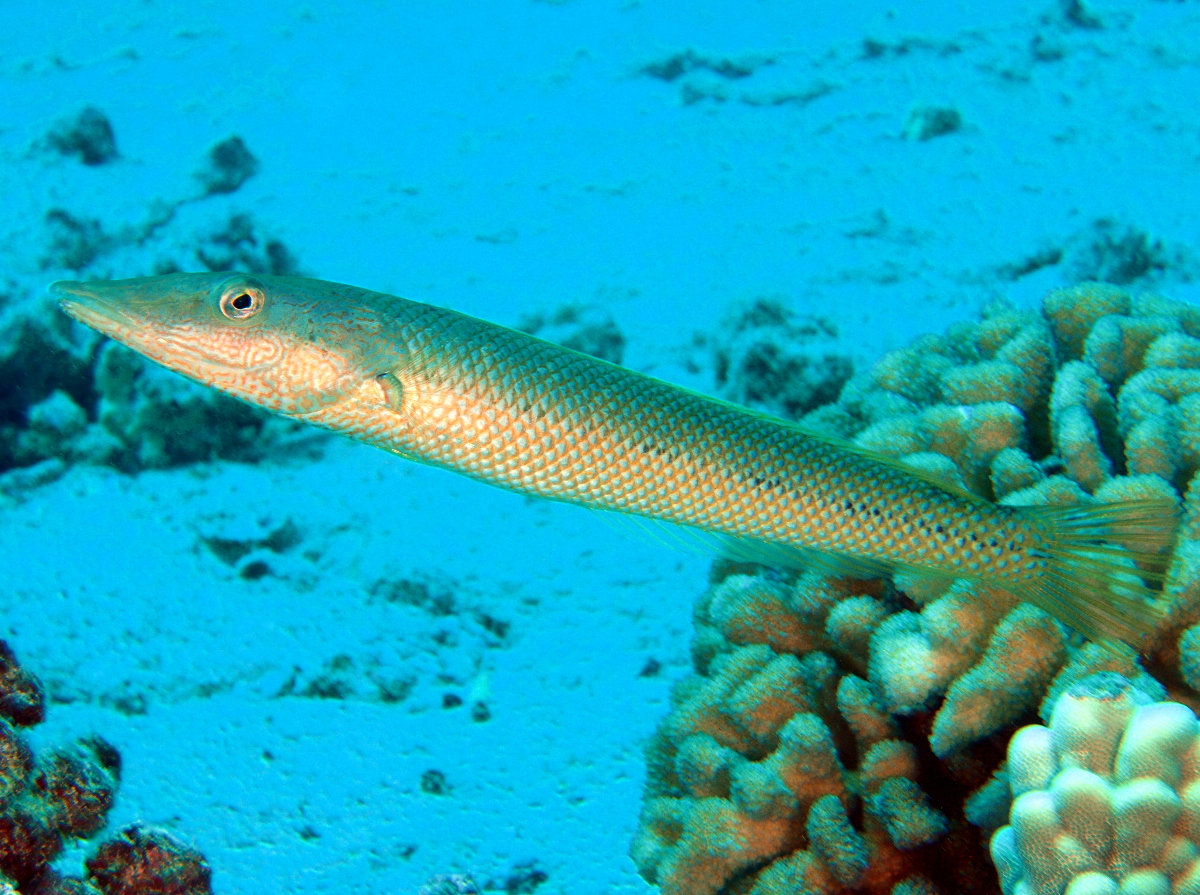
(631, 573), (992, 895)
(635, 282), (1200, 893)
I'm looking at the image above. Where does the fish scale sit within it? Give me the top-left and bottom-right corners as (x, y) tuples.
(373, 301), (1034, 580)
(52, 272), (1179, 647)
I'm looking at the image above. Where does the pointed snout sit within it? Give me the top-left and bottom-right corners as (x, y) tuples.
(50, 279), (137, 339)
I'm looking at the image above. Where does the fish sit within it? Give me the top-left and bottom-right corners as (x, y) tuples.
(51, 272), (1178, 648)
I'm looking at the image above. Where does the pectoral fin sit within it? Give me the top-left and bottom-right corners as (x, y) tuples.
(376, 371), (405, 413)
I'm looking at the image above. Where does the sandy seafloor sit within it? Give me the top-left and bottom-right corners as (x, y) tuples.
(3, 1), (1200, 892)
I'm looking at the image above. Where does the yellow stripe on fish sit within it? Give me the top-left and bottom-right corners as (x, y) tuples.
(52, 273), (1178, 648)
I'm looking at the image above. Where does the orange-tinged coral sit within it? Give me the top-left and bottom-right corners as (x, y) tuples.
(920, 403), (1024, 494)
(939, 361), (1026, 409)
(706, 575), (817, 655)
(633, 568), (982, 895)
(870, 335), (954, 405)
(989, 446), (1044, 500)
(1049, 360), (1117, 492)
(1084, 313), (1178, 386)
(1042, 283), (1131, 362)
(0, 642), (209, 894)
(639, 281), (1200, 894)
(632, 796), (799, 895)
(855, 415), (927, 458)
(929, 604), (1067, 758)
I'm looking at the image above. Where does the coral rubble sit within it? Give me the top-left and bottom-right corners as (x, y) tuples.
(84, 826), (211, 895)
(634, 282), (1200, 893)
(0, 114), (310, 484)
(0, 641), (210, 894)
(711, 298), (853, 422)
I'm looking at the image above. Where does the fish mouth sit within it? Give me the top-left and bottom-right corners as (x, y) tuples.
(51, 280), (139, 340)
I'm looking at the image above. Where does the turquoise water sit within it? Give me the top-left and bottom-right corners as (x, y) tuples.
(3, 1), (1200, 892)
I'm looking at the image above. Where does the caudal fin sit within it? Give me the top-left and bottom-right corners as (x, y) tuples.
(1015, 499), (1179, 648)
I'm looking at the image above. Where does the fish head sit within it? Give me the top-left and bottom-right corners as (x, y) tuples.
(53, 272), (378, 417)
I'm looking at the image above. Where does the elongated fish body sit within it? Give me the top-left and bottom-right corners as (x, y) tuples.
(52, 273), (1177, 646)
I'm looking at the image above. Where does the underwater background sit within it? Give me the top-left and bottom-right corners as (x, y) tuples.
(4, 1), (1200, 893)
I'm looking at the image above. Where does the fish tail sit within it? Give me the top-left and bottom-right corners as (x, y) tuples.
(1013, 498), (1180, 648)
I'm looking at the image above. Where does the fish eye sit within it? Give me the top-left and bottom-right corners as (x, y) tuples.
(218, 279), (266, 320)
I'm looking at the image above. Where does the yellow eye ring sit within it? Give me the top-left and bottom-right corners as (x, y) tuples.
(219, 281), (266, 320)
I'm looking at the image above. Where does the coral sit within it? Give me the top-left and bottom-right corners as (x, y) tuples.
(990, 671), (1200, 895)
(0, 642), (114, 889)
(639, 282), (1200, 893)
(902, 106), (962, 141)
(0, 287), (309, 480)
(1049, 361), (1117, 492)
(1042, 283), (1131, 363)
(190, 213), (299, 276)
(193, 136), (259, 197)
(0, 641), (209, 894)
(1062, 219), (1197, 287)
(0, 339), (300, 475)
(0, 120), (310, 480)
(516, 304), (626, 364)
(44, 107), (119, 167)
(85, 826), (211, 895)
(829, 304), (1054, 495)
(632, 573), (995, 895)
(927, 604), (1068, 759)
(0, 643), (45, 729)
(41, 211), (109, 273)
(711, 298), (854, 421)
